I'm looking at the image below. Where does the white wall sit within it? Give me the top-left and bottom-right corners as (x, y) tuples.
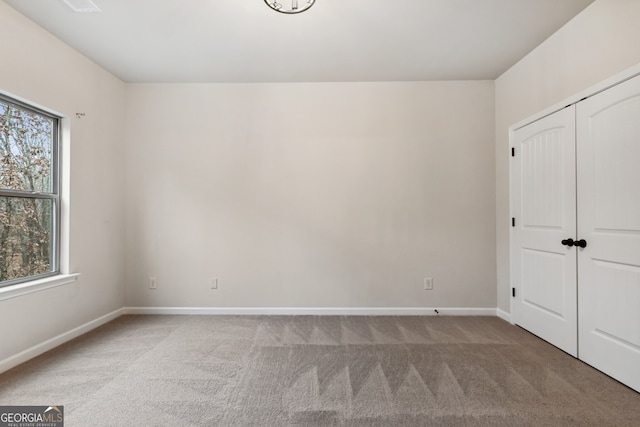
(125, 82), (496, 308)
(495, 0), (640, 314)
(0, 3), (126, 362)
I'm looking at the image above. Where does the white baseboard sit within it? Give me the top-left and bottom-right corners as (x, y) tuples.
(124, 306), (498, 316)
(0, 308), (123, 374)
(496, 308), (513, 324)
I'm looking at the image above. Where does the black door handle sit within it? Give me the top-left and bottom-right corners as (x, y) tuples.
(561, 238), (575, 247)
(574, 239), (587, 248)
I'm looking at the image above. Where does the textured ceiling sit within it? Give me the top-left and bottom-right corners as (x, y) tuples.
(3, 0), (595, 83)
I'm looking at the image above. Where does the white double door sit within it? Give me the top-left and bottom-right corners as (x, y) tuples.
(512, 75), (640, 392)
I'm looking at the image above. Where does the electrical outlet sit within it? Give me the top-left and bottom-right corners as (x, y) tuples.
(424, 277), (433, 290)
(210, 278), (218, 290)
(149, 277), (157, 289)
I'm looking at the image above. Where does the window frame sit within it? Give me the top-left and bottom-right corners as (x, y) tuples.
(0, 94), (61, 288)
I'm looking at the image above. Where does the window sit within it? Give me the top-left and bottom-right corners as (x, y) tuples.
(0, 95), (60, 288)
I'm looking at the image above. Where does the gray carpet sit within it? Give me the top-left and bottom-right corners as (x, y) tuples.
(1, 315), (639, 426)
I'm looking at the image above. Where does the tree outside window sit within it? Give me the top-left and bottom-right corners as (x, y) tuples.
(0, 96), (59, 287)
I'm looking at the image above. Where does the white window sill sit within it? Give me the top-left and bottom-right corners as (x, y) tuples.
(0, 273), (80, 302)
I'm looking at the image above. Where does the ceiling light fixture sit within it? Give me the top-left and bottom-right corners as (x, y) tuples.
(264, 0), (316, 14)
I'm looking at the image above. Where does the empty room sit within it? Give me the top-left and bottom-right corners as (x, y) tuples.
(1, 0), (640, 425)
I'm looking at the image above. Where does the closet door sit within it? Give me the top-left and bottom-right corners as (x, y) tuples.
(577, 75), (640, 392)
(511, 106), (577, 356)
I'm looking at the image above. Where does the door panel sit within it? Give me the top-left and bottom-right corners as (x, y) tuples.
(592, 260), (640, 347)
(511, 106), (577, 356)
(521, 248), (567, 318)
(577, 74), (640, 392)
